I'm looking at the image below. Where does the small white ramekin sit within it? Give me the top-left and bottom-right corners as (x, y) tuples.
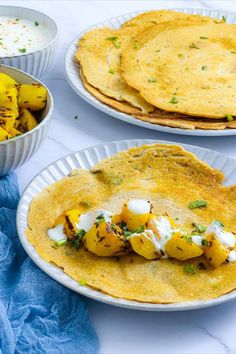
(0, 64), (54, 176)
(0, 6), (58, 78)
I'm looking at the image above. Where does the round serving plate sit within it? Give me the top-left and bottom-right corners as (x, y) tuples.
(65, 8), (236, 137)
(17, 139), (236, 311)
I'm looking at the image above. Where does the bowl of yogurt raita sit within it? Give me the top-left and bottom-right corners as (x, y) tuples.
(0, 6), (58, 77)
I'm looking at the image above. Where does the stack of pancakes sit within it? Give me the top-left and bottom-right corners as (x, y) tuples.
(75, 10), (236, 130)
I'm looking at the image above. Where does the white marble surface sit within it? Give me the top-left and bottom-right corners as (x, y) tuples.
(4, 0), (236, 353)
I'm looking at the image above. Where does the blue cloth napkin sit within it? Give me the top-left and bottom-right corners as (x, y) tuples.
(0, 173), (99, 354)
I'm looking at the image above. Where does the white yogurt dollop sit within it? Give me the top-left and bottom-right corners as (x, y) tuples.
(48, 224), (67, 242)
(206, 221), (235, 248)
(0, 16), (51, 57)
(127, 199), (150, 215)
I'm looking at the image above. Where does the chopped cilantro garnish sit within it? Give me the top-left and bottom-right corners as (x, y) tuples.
(111, 175), (123, 185)
(148, 77), (156, 83)
(182, 235), (193, 244)
(70, 229), (86, 250)
(215, 220), (224, 228)
(108, 68), (115, 74)
(124, 231), (133, 237)
(188, 200), (207, 209)
(222, 15), (227, 23)
(55, 239), (67, 247)
(200, 36), (208, 40)
(169, 96), (178, 104)
(226, 114), (234, 122)
(18, 48), (26, 53)
(133, 41), (141, 49)
(201, 239), (209, 247)
(156, 49), (161, 53)
(189, 43), (200, 49)
(35, 21), (39, 26)
(193, 223), (206, 233)
(134, 225), (145, 234)
(15, 18), (19, 22)
(106, 36), (121, 49)
(79, 279), (87, 286)
(184, 264), (196, 274)
(201, 65), (208, 71)
(178, 53), (184, 58)
(95, 214), (105, 224)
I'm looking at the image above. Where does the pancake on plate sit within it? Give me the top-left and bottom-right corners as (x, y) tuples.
(27, 144), (236, 303)
(74, 10), (236, 130)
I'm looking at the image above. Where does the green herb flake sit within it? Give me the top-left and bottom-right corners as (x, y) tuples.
(231, 51), (236, 54)
(189, 43), (200, 49)
(226, 114), (234, 122)
(215, 220), (224, 228)
(201, 239), (209, 247)
(111, 175), (123, 185)
(124, 231), (133, 237)
(156, 49), (161, 53)
(201, 65), (208, 71)
(182, 235), (193, 244)
(222, 15), (227, 23)
(79, 279), (87, 286)
(200, 36), (208, 40)
(184, 264), (196, 274)
(108, 68), (115, 74)
(18, 48), (26, 53)
(106, 36), (121, 49)
(95, 214), (105, 224)
(193, 223), (206, 233)
(35, 21), (39, 26)
(70, 229), (86, 250)
(178, 53), (184, 58)
(133, 41), (141, 49)
(148, 77), (156, 84)
(188, 200), (207, 209)
(169, 96), (178, 104)
(15, 18), (19, 22)
(55, 239), (67, 247)
(133, 225), (145, 234)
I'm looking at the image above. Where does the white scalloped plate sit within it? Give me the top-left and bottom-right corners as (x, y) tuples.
(17, 140), (236, 311)
(65, 8), (236, 137)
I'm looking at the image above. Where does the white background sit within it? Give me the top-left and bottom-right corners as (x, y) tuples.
(3, 0), (236, 353)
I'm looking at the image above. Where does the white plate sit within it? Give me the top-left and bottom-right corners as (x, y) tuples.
(17, 139), (236, 311)
(65, 8), (236, 137)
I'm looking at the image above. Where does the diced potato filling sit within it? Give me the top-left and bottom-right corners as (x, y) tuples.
(0, 73), (47, 142)
(48, 199), (236, 267)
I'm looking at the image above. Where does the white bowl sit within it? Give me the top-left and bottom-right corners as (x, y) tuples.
(17, 139), (236, 311)
(0, 64), (53, 176)
(0, 6), (58, 77)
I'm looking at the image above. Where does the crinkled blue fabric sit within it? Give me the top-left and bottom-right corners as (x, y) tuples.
(0, 173), (99, 354)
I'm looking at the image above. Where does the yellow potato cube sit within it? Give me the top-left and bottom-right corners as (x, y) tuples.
(0, 127), (11, 141)
(84, 221), (129, 257)
(121, 200), (151, 230)
(55, 209), (81, 239)
(0, 82), (6, 93)
(8, 127), (22, 138)
(0, 88), (19, 118)
(165, 231), (203, 261)
(203, 235), (230, 267)
(128, 231), (161, 259)
(20, 109), (38, 132)
(18, 84), (47, 111)
(0, 109), (16, 131)
(0, 73), (18, 88)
